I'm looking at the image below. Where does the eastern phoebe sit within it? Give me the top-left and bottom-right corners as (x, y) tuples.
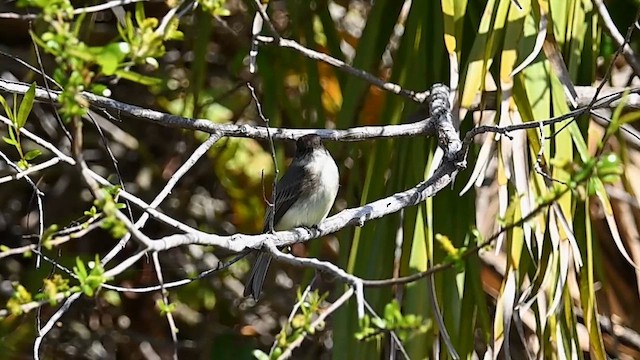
(244, 134), (340, 300)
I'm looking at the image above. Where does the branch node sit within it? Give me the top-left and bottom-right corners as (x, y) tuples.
(429, 83), (462, 162)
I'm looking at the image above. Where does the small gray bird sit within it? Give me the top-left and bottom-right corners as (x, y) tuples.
(244, 134), (339, 300)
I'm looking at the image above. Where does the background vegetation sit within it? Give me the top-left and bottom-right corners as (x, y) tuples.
(1, 0), (640, 359)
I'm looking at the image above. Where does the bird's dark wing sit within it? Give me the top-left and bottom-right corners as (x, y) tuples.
(263, 163), (306, 232)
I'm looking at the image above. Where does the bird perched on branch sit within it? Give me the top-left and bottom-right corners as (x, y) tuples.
(244, 134), (339, 300)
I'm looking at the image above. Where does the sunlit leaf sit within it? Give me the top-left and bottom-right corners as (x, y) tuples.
(16, 82), (36, 129)
(24, 149), (42, 161)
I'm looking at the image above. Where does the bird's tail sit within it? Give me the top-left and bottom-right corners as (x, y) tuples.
(243, 252), (272, 300)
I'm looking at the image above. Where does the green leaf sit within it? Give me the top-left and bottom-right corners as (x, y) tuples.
(17, 82), (36, 129)
(7, 125), (16, 142)
(3, 136), (17, 146)
(17, 159), (28, 170)
(0, 93), (14, 120)
(84, 206), (98, 217)
(24, 149), (42, 161)
(75, 257), (88, 279)
(251, 350), (269, 360)
(164, 19), (184, 41)
(93, 43), (129, 76)
(135, 2), (146, 26)
(156, 299), (177, 315)
(90, 84), (110, 97)
(96, 52), (120, 76)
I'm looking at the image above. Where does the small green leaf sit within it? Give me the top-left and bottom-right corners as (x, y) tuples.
(3, 136), (17, 146)
(252, 350), (270, 360)
(93, 43), (129, 76)
(8, 126), (17, 142)
(82, 284), (94, 297)
(17, 82), (36, 129)
(91, 84), (110, 97)
(156, 299), (177, 315)
(0, 93), (14, 119)
(42, 224), (59, 250)
(24, 149), (42, 161)
(596, 153), (623, 184)
(135, 2), (146, 26)
(84, 206), (98, 217)
(103, 290), (121, 306)
(96, 51), (120, 75)
(75, 257), (88, 279)
(17, 159), (28, 170)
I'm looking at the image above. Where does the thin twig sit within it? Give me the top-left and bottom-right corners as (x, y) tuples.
(270, 275), (317, 356)
(0, 150), (45, 268)
(255, 35), (427, 103)
(0, 217), (104, 259)
(31, 115), (91, 356)
(277, 288), (355, 360)
(155, 1), (181, 35)
(30, 30), (72, 143)
(590, 8), (640, 111)
(86, 111), (135, 222)
(101, 253), (247, 293)
(249, 0), (272, 73)
(594, 0), (640, 76)
(363, 300), (411, 360)
(427, 273), (459, 360)
(247, 82), (279, 232)
(151, 252), (178, 360)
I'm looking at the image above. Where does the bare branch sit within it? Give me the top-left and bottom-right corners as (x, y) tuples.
(0, 77), (437, 141)
(2, 79), (640, 147)
(101, 159), (457, 254)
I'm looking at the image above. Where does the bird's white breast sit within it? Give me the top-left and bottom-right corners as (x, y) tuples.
(275, 150), (339, 230)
